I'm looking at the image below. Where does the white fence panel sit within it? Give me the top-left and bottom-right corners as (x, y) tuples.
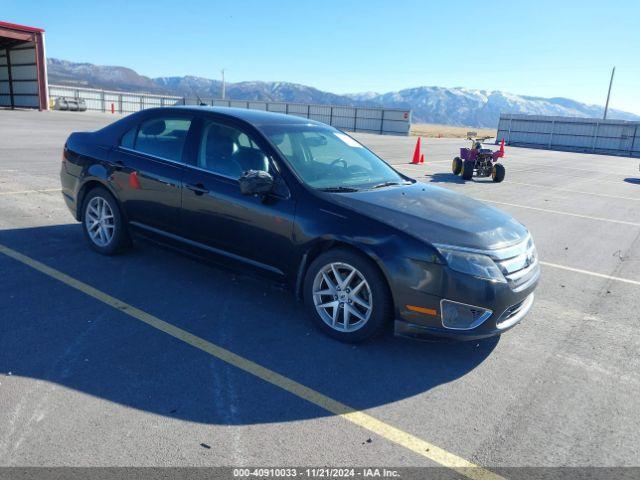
(48, 85), (411, 135)
(266, 103), (287, 113)
(497, 114), (640, 158)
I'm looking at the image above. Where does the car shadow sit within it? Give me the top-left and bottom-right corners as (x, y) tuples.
(623, 178), (640, 185)
(428, 173), (467, 184)
(0, 224), (498, 426)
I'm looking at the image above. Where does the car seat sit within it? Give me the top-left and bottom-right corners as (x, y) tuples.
(203, 127), (243, 178)
(136, 120), (184, 160)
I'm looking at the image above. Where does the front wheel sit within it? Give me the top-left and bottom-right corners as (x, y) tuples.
(304, 249), (392, 343)
(492, 163), (506, 183)
(462, 160), (474, 180)
(452, 157), (462, 175)
(82, 187), (130, 255)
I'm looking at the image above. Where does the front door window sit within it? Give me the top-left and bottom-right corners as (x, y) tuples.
(198, 121), (269, 178)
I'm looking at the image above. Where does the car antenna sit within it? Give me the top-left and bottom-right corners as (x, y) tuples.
(195, 93), (207, 107)
(188, 84), (208, 107)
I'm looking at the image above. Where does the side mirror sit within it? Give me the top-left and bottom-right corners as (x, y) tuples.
(239, 170), (274, 196)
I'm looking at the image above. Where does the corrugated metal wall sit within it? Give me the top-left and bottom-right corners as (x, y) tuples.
(0, 43), (40, 108)
(48, 85), (412, 136)
(497, 113), (640, 158)
(0, 50), (9, 106)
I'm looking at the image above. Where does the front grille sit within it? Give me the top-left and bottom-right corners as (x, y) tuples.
(496, 293), (535, 329)
(497, 299), (526, 325)
(488, 236), (539, 291)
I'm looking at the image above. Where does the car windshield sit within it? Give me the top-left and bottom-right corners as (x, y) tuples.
(262, 125), (409, 190)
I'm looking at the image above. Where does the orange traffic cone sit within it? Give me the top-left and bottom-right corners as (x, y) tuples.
(411, 137), (421, 164)
(499, 138), (505, 158)
(420, 153), (425, 164)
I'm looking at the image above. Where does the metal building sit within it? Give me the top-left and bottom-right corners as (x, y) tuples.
(0, 21), (48, 110)
(497, 113), (640, 158)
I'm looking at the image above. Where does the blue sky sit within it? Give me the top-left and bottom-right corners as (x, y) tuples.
(4, 0), (640, 114)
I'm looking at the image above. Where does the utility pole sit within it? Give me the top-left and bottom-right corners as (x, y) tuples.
(221, 69), (226, 100)
(603, 66), (615, 120)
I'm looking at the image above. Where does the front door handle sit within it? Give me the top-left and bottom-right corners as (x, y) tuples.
(186, 183), (209, 196)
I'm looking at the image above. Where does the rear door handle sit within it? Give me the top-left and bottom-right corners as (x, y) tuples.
(186, 183), (209, 195)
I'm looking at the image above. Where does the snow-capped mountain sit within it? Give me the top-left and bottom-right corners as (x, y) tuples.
(154, 76), (361, 105)
(352, 87), (640, 127)
(47, 58), (166, 94)
(47, 58), (639, 128)
(345, 91), (381, 102)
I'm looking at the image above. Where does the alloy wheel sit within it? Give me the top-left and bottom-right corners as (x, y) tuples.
(85, 196), (115, 247)
(312, 262), (373, 332)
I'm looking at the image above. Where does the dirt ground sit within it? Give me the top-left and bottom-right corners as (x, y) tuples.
(411, 123), (496, 139)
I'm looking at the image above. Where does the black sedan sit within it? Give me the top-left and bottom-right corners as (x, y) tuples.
(60, 107), (539, 342)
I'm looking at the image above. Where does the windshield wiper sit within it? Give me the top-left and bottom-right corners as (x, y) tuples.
(371, 181), (410, 189)
(317, 186), (360, 192)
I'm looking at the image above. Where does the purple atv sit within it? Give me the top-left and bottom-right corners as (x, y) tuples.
(452, 138), (505, 182)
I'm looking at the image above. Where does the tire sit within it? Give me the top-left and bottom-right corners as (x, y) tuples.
(303, 248), (392, 343)
(492, 163), (506, 183)
(462, 160), (474, 180)
(81, 186), (130, 255)
(452, 157), (462, 175)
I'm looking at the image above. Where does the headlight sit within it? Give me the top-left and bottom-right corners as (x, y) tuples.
(436, 246), (506, 283)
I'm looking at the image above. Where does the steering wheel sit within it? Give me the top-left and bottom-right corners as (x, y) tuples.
(330, 158), (347, 168)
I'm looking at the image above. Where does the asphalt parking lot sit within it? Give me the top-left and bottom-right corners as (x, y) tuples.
(1, 110), (639, 475)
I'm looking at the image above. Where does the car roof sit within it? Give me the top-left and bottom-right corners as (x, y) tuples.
(162, 106), (328, 128)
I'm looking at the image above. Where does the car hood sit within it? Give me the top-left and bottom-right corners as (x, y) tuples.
(325, 182), (528, 250)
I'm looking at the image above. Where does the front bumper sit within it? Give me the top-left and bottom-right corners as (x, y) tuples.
(391, 258), (540, 341)
(395, 292), (535, 341)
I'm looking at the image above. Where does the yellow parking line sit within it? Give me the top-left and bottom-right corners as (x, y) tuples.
(0, 188), (62, 196)
(0, 242), (501, 480)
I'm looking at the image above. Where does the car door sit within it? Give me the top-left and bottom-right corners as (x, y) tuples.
(110, 114), (194, 233)
(180, 115), (296, 277)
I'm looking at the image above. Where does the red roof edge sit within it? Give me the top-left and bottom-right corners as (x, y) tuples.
(0, 21), (45, 33)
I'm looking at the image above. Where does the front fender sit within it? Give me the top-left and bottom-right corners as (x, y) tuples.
(294, 233), (399, 300)
(294, 229), (438, 316)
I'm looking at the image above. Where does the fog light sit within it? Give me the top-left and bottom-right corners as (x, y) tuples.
(440, 299), (492, 330)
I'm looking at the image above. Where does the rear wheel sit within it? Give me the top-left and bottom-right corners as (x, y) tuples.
(492, 163), (506, 183)
(462, 160), (474, 180)
(304, 248), (392, 343)
(82, 187), (130, 255)
(452, 157), (462, 175)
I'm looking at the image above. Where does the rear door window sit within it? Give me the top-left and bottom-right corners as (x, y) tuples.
(129, 117), (192, 162)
